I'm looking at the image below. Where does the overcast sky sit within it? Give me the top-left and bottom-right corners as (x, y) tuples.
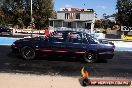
(54, 0), (117, 18)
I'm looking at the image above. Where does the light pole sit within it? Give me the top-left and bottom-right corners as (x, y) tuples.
(31, 0), (33, 37)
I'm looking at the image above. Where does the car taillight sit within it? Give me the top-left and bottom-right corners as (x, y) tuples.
(12, 44), (17, 48)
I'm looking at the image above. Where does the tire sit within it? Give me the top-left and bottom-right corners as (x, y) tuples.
(21, 46), (35, 60)
(84, 52), (97, 63)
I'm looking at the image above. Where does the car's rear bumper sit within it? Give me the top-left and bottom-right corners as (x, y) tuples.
(11, 45), (20, 54)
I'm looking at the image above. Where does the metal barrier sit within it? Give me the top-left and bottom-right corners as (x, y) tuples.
(49, 27), (91, 33)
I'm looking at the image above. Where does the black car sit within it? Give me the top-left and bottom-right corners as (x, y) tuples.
(11, 30), (115, 63)
(0, 25), (11, 36)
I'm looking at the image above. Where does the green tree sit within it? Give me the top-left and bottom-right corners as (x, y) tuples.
(94, 20), (103, 28)
(0, 0), (55, 29)
(95, 19), (116, 29)
(33, 0), (55, 29)
(116, 0), (132, 26)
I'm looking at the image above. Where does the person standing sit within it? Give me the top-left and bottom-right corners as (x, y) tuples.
(44, 28), (49, 36)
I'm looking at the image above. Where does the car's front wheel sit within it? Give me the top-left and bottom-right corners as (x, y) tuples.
(21, 46), (35, 60)
(84, 52), (97, 63)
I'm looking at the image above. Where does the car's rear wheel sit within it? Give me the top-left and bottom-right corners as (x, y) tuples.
(84, 52), (97, 63)
(21, 46), (35, 60)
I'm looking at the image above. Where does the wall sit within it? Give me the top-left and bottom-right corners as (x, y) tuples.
(57, 13), (65, 19)
(80, 12), (95, 21)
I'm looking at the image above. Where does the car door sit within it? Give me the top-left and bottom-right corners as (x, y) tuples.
(45, 32), (68, 55)
(66, 32), (88, 55)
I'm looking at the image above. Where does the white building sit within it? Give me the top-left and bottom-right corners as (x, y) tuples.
(49, 8), (96, 33)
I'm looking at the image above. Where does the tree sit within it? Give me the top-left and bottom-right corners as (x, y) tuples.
(0, 5), (5, 24)
(33, 0), (55, 29)
(94, 20), (103, 28)
(116, 0), (132, 26)
(0, 0), (55, 29)
(95, 19), (116, 29)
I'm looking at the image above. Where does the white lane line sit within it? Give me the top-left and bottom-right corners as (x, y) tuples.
(0, 37), (22, 40)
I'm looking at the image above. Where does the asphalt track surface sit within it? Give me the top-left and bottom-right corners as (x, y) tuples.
(0, 45), (132, 79)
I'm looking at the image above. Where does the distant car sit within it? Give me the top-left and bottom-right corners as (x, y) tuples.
(122, 35), (132, 40)
(0, 25), (11, 36)
(11, 30), (115, 63)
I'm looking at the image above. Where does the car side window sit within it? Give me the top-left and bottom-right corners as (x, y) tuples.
(49, 33), (66, 43)
(82, 34), (88, 44)
(68, 33), (82, 43)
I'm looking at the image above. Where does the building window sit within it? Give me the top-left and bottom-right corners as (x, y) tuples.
(76, 13), (80, 19)
(65, 13), (76, 19)
(68, 22), (71, 28)
(65, 13), (67, 19)
(65, 13), (70, 19)
(50, 21), (53, 26)
(85, 23), (91, 29)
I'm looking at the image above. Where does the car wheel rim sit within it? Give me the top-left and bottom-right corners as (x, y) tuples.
(24, 49), (33, 57)
(22, 47), (35, 59)
(84, 52), (96, 63)
(87, 54), (93, 60)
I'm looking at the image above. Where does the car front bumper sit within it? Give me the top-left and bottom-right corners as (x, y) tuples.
(98, 52), (114, 59)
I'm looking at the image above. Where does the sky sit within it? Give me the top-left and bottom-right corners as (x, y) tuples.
(54, 0), (117, 19)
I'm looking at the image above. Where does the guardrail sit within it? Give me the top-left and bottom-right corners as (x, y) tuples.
(50, 27), (91, 33)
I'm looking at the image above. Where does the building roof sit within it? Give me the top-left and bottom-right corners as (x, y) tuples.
(57, 11), (94, 13)
(59, 8), (94, 12)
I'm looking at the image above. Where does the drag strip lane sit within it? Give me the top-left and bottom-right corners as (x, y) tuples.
(0, 45), (132, 79)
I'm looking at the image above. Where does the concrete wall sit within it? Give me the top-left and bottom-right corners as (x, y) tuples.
(80, 12), (95, 21)
(57, 13), (65, 19)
